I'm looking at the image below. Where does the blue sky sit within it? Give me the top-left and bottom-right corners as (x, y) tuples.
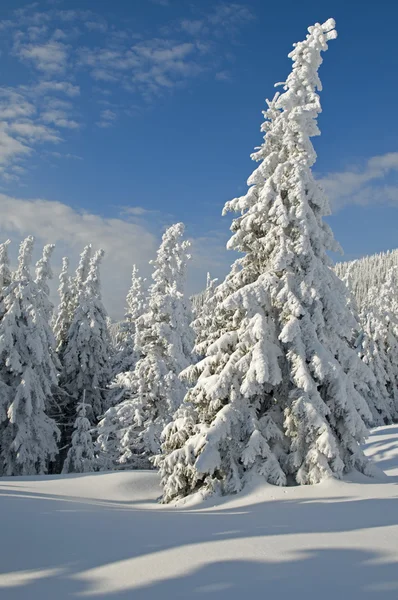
(0, 0), (396, 317)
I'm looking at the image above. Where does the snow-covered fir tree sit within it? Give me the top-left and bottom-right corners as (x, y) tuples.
(62, 392), (95, 474)
(191, 273), (219, 356)
(61, 249), (111, 423)
(74, 244), (92, 289)
(53, 257), (74, 355)
(35, 243), (55, 322)
(155, 19), (377, 504)
(58, 249), (111, 471)
(359, 268), (398, 424)
(0, 236), (59, 475)
(96, 223), (194, 470)
(0, 240), (11, 299)
(110, 265), (147, 383)
(191, 273), (217, 318)
(335, 248), (398, 313)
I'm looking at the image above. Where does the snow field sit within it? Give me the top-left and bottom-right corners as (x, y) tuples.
(0, 425), (397, 599)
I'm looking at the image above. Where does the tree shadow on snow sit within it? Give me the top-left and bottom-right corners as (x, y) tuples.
(1, 548), (398, 599)
(0, 483), (397, 599)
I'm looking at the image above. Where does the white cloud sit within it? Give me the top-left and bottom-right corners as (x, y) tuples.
(215, 70), (231, 81)
(0, 89), (36, 120)
(85, 20), (108, 33)
(0, 126), (31, 165)
(180, 19), (205, 35)
(96, 108), (117, 128)
(318, 152), (398, 210)
(17, 40), (69, 73)
(208, 3), (254, 29)
(7, 122), (61, 143)
(41, 110), (80, 129)
(0, 3), (255, 181)
(34, 80), (80, 97)
(48, 151), (82, 160)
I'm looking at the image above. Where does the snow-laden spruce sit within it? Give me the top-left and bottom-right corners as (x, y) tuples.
(72, 244), (92, 305)
(360, 268), (398, 424)
(156, 19), (375, 503)
(0, 237), (59, 476)
(0, 240), (11, 298)
(336, 248), (398, 313)
(35, 243), (56, 321)
(62, 393), (95, 474)
(61, 249), (112, 430)
(191, 273), (219, 357)
(53, 256), (74, 355)
(110, 265), (147, 385)
(96, 223), (194, 470)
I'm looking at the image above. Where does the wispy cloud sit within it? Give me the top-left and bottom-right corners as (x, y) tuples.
(318, 152), (398, 210)
(0, 2), (255, 181)
(33, 80), (80, 97)
(96, 109), (117, 128)
(7, 122), (61, 143)
(16, 40), (69, 73)
(85, 20), (108, 33)
(0, 127), (31, 166)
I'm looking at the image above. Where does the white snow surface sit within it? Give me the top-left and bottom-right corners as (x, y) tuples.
(0, 425), (397, 599)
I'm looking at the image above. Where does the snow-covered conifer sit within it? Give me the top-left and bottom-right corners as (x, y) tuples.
(61, 249), (111, 427)
(110, 265), (147, 381)
(35, 243), (55, 322)
(0, 240), (11, 298)
(70, 244), (92, 313)
(53, 257), (74, 355)
(360, 269), (398, 424)
(156, 19), (375, 504)
(336, 248), (398, 313)
(0, 236), (59, 475)
(62, 392), (95, 474)
(96, 223), (193, 469)
(192, 272), (218, 356)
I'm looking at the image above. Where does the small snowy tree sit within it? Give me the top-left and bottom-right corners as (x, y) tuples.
(96, 223), (193, 469)
(0, 236), (59, 476)
(62, 392), (95, 474)
(156, 19), (375, 504)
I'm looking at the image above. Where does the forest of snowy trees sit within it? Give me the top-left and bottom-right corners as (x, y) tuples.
(0, 18), (397, 502)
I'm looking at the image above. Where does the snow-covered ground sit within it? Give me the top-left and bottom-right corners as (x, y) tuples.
(0, 425), (397, 599)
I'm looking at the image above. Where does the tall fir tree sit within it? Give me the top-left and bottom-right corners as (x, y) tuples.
(156, 19), (376, 504)
(53, 257), (74, 355)
(62, 249), (111, 418)
(110, 265), (147, 383)
(35, 243), (55, 321)
(59, 249), (111, 470)
(70, 244), (92, 315)
(0, 240), (11, 299)
(96, 223), (193, 469)
(0, 237), (59, 475)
